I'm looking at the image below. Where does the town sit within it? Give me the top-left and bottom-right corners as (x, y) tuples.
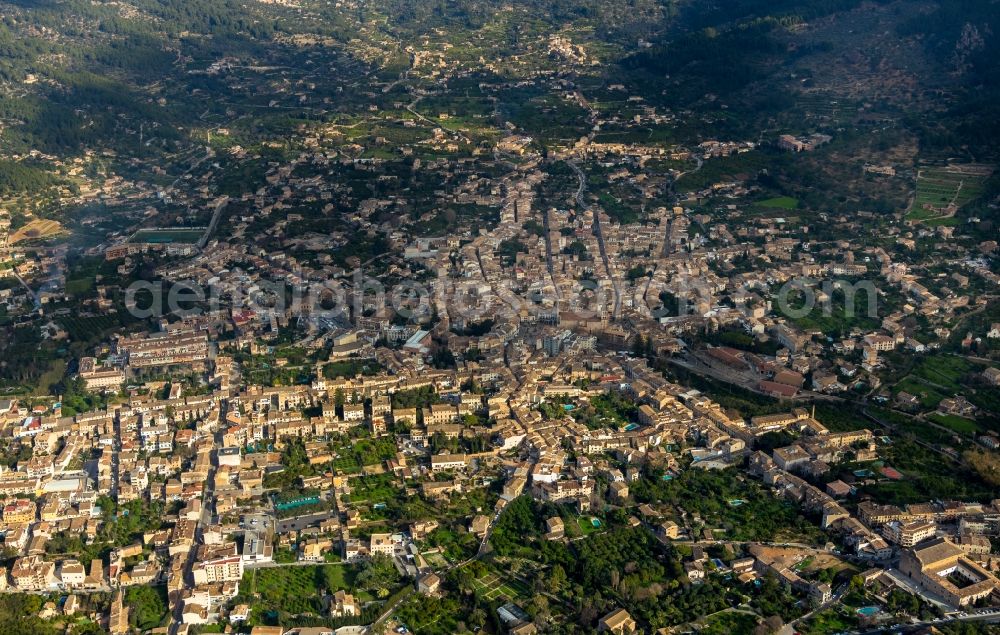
(0, 0), (998, 634)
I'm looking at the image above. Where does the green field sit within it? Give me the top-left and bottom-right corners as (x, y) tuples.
(753, 195), (799, 210)
(699, 611), (761, 635)
(57, 313), (139, 346)
(894, 378), (946, 409)
(911, 355), (973, 390)
(130, 227), (206, 244)
(240, 563), (368, 616)
(797, 607), (859, 635)
(577, 516), (605, 536)
(331, 436), (397, 474)
(334, 456), (363, 474)
(346, 474), (403, 505)
(928, 413), (979, 435)
(907, 164), (992, 222)
(65, 277), (94, 296)
(675, 150), (774, 193)
(894, 355), (977, 410)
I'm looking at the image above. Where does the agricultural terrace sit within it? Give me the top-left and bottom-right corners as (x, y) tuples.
(907, 163), (992, 223)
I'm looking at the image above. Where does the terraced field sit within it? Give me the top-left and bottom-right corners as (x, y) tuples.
(9, 219), (64, 244)
(907, 163), (993, 223)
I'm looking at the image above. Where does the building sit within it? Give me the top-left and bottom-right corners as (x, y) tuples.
(431, 453), (467, 472)
(417, 572), (441, 594)
(863, 334), (896, 352)
(330, 590), (359, 618)
(109, 591), (129, 634)
(955, 533), (993, 560)
(342, 403), (365, 422)
(899, 537), (999, 607)
(984, 367), (1000, 386)
(369, 533), (395, 558)
(658, 520), (680, 539)
(826, 480), (852, 498)
(402, 329), (431, 354)
(192, 544), (244, 585)
(2, 499), (36, 524)
(809, 582), (832, 605)
(58, 560), (87, 588)
(242, 530), (273, 564)
(544, 516), (565, 540)
(470, 515), (490, 538)
(598, 608), (637, 634)
(10, 556), (57, 591)
(778, 133), (831, 152)
(858, 502), (905, 527)
(217, 446), (242, 467)
(78, 357), (126, 391)
(117, 329), (209, 372)
(882, 520), (936, 548)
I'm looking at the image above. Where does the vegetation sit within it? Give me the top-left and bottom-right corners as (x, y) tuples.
(0, 595), (60, 635)
(125, 586), (168, 632)
(0, 1), (998, 634)
(488, 496), (801, 630)
(237, 563), (372, 621)
(632, 468), (825, 544)
(322, 359), (382, 380)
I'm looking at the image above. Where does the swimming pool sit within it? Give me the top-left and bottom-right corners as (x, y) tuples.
(857, 607), (879, 617)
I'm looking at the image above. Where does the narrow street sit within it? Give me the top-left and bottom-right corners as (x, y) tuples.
(568, 159), (621, 318)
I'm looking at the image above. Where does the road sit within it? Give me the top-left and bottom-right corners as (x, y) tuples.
(671, 539), (829, 551)
(369, 587), (415, 632)
(405, 92), (470, 144)
(785, 582), (848, 632)
(670, 352), (970, 465)
(274, 509), (339, 534)
(370, 499), (509, 629)
(198, 195), (230, 250)
(168, 398), (224, 634)
(669, 354), (842, 403)
(853, 609), (1000, 635)
(568, 159), (621, 317)
(662, 154), (703, 255)
(246, 559), (350, 570)
(11, 270), (40, 310)
(541, 206), (560, 301)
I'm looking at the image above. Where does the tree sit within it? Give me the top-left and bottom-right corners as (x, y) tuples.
(632, 334), (646, 357)
(490, 496), (537, 555)
(754, 615), (784, 635)
(627, 265), (648, 281)
(549, 564), (567, 593)
(469, 608), (487, 629)
(431, 347), (456, 369)
(125, 586), (167, 631)
(356, 555), (401, 598)
(849, 574), (865, 592)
